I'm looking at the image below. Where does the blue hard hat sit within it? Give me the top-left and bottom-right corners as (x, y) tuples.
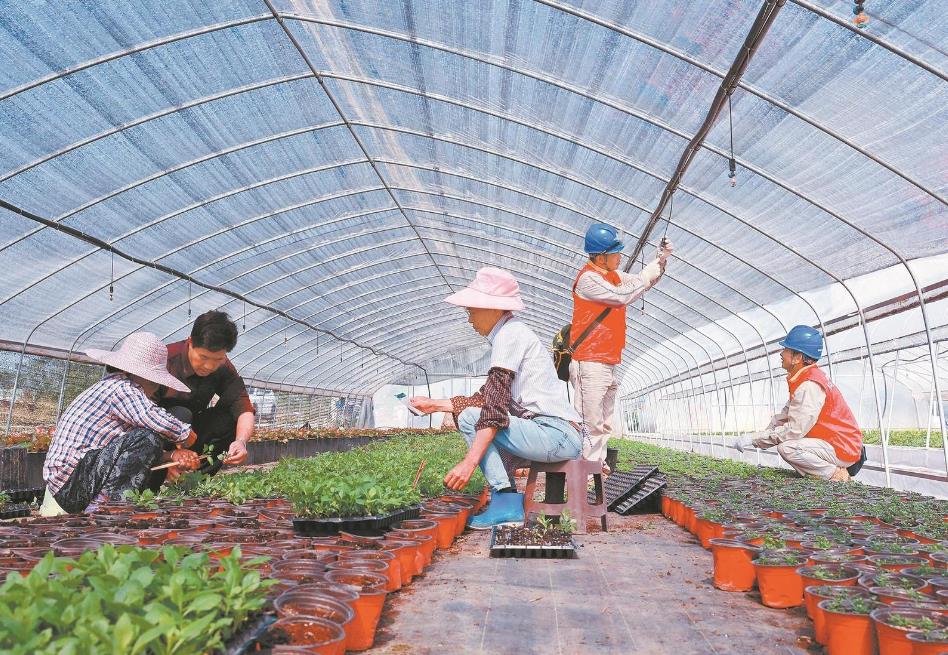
(584, 223), (624, 255)
(779, 325), (823, 360)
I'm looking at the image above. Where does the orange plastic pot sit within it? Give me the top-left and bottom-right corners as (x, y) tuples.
(382, 539), (423, 583)
(709, 539), (758, 592)
(392, 530), (435, 569)
(906, 630), (948, 654)
(805, 585), (873, 642)
(327, 558), (399, 593)
(273, 591), (355, 645)
(754, 561), (806, 608)
(324, 570), (388, 652)
(683, 506), (698, 534)
(421, 512), (457, 549)
(394, 519), (439, 563)
(871, 607), (946, 655)
(269, 616), (346, 655)
(819, 602), (877, 655)
(661, 495), (671, 518)
(695, 519), (722, 550)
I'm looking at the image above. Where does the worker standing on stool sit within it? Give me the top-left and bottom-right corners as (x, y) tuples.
(733, 326), (864, 482)
(410, 267), (584, 529)
(570, 223), (673, 473)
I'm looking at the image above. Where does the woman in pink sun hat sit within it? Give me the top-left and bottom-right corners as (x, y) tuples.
(41, 332), (201, 515)
(410, 267), (583, 529)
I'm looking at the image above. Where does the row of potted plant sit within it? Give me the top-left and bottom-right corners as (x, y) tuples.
(610, 439), (948, 654)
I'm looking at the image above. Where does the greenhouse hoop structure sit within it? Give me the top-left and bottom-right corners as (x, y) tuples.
(0, 0), (946, 497)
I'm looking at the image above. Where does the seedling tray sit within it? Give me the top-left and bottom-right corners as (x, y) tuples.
(0, 503), (30, 520)
(222, 612), (275, 655)
(1, 487), (44, 504)
(488, 526), (578, 559)
(587, 465), (659, 511)
(292, 504), (421, 536)
(613, 475), (667, 515)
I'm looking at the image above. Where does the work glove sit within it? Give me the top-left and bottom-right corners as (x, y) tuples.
(733, 435), (756, 453)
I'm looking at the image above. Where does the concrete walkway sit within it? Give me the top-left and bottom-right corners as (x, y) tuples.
(370, 513), (816, 655)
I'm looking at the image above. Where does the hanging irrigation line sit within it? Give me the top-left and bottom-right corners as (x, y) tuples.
(0, 198), (430, 378)
(624, 0), (786, 270)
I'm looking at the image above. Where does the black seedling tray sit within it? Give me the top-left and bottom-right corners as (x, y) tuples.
(292, 504), (421, 536)
(1, 487), (44, 504)
(587, 465), (659, 511)
(613, 475), (667, 515)
(222, 612), (276, 655)
(488, 526), (577, 559)
(0, 503), (30, 520)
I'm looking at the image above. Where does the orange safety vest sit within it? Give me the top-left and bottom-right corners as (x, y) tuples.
(787, 365), (863, 463)
(570, 263), (627, 365)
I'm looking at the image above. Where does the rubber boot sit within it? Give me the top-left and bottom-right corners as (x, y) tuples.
(468, 491), (524, 530)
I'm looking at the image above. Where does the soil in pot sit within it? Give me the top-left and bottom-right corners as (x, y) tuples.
(818, 596), (883, 655)
(273, 589), (355, 650)
(323, 570), (387, 652)
(870, 586), (935, 605)
(870, 607), (946, 655)
(859, 571), (927, 592)
(268, 616), (346, 655)
(753, 551), (809, 608)
(708, 538), (758, 592)
(326, 558), (399, 593)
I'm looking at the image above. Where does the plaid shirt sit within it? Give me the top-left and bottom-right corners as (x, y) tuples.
(44, 373), (191, 494)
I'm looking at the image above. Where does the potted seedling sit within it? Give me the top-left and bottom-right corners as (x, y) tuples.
(871, 607), (945, 655)
(818, 596), (883, 655)
(753, 550), (810, 608)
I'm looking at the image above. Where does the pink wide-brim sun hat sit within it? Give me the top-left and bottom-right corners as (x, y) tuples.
(444, 266), (525, 311)
(85, 332), (190, 392)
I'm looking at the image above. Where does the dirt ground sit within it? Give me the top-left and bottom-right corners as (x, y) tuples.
(369, 511), (816, 655)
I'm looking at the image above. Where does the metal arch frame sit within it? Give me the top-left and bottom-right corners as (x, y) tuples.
(39, 205), (408, 372)
(263, 0), (456, 297)
(0, 15), (275, 101)
(1, 183), (394, 309)
(535, 0), (944, 205)
(0, 159), (375, 305)
(284, 12), (946, 221)
(0, 72), (318, 183)
(789, 0), (948, 83)
(235, 281), (448, 376)
(0, 120), (353, 253)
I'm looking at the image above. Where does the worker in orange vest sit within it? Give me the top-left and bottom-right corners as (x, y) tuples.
(734, 326), (865, 482)
(570, 223), (673, 473)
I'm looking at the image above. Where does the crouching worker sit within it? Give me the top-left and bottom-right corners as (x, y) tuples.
(732, 326), (864, 482)
(40, 333), (199, 515)
(410, 267), (584, 529)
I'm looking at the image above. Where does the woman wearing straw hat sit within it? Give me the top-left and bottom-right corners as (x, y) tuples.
(410, 267), (584, 529)
(40, 332), (199, 515)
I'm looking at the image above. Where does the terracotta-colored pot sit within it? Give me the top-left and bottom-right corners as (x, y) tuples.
(709, 539), (758, 592)
(269, 616), (346, 655)
(906, 630), (948, 654)
(273, 590), (355, 650)
(338, 550), (401, 589)
(327, 558), (399, 593)
(754, 559), (807, 608)
(805, 585), (874, 640)
(420, 512), (457, 549)
(871, 607), (946, 655)
(382, 539), (423, 583)
(818, 601), (879, 655)
(323, 570), (387, 651)
(270, 559), (329, 582)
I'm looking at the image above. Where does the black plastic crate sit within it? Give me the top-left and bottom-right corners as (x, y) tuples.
(488, 526), (577, 559)
(587, 465), (659, 511)
(613, 475), (667, 515)
(292, 504), (420, 537)
(0, 503), (30, 520)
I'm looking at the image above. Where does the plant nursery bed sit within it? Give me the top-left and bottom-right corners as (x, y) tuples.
(489, 524), (577, 559)
(292, 504), (421, 536)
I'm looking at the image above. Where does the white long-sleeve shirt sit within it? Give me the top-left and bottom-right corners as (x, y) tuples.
(751, 380), (827, 448)
(574, 260), (664, 307)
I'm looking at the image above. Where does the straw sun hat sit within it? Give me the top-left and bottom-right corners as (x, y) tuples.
(85, 332), (190, 392)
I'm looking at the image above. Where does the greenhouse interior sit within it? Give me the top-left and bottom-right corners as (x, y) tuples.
(0, 0), (946, 653)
